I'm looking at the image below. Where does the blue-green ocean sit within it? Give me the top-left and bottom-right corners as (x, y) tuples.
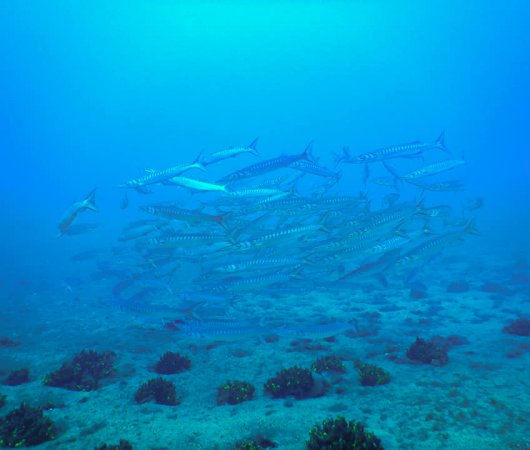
(1, 2), (529, 449)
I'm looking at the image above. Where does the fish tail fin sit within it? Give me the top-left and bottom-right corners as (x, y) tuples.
(216, 211), (232, 230)
(288, 183), (300, 197)
(333, 146), (350, 167)
(363, 198), (371, 213)
(375, 273), (389, 287)
(416, 196), (426, 213)
(193, 151), (207, 171)
(227, 227), (243, 245)
(363, 163), (370, 186)
(302, 141), (314, 161)
(381, 160), (402, 183)
(435, 131), (450, 153)
(464, 219), (480, 236)
(248, 137), (259, 155)
(393, 176), (400, 191)
(289, 266), (305, 280)
(422, 218), (436, 235)
(214, 213), (225, 227)
(83, 188), (97, 211)
(319, 212), (331, 233)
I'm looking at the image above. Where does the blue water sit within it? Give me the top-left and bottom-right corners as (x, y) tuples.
(1, 2), (530, 449)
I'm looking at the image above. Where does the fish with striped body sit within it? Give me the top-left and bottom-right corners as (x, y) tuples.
(383, 159), (465, 181)
(170, 317), (272, 341)
(119, 154), (205, 189)
(336, 132), (448, 164)
(393, 221), (479, 268)
(408, 179), (466, 192)
(140, 204), (225, 227)
(144, 233), (228, 249)
(218, 143), (313, 183)
(202, 138), (259, 166)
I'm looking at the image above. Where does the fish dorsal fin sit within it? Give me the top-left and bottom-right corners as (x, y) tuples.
(248, 137), (259, 150)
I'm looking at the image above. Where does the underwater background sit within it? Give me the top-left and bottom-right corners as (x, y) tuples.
(1, 1), (530, 449)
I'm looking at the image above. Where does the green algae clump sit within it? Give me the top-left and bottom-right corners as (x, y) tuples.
(217, 380), (255, 405)
(354, 360), (391, 386)
(264, 366), (314, 399)
(406, 337), (448, 366)
(0, 403), (55, 447)
(307, 416), (384, 449)
(311, 356), (346, 374)
(95, 438), (133, 449)
(134, 378), (179, 406)
(44, 349), (116, 391)
(154, 351), (191, 375)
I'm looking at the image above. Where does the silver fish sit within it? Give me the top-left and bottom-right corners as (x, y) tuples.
(218, 142), (313, 183)
(203, 138), (259, 166)
(165, 176), (228, 193)
(337, 132), (447, 164)
(119, 153), (205, 188)
(58, 188), (97, 237)
(395, 159), (465, 181)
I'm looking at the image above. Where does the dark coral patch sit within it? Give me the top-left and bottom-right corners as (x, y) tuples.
(44, 350), (116, 391)
(354, 361), (390, 386)
(311, 356), (346, 374)
(0, 403), (55, 447)
(235, 437), (277, 449)
(154, 352), (191, 375)
(134, 378), (179, 406)
(503, 318), (530, 337)
(446, 281), (469, 293)
(307, 416), (384, 449)
(95, 439), (133, 450)
(406, 337), (449, 366)
(3, 369), (30, 386)
(264, 366), (315, 399)
(216, 380), (255, 405)
(0, 338), (18, 348)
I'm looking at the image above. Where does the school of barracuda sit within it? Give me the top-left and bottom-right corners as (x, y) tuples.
(62, 133), (481, 341)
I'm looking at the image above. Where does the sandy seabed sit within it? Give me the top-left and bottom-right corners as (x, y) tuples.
(1, 254), (529, 450)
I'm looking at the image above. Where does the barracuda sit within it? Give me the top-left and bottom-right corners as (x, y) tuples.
(218, 142), (313, 183)
(119, 153), (205, 188)
(145, 233), (227, 249)
(165, 176), (228, 193)
(408, 179), (466, 192)
(394, 221), (479, 267)
(211, 257), (302, 274)
(169, 317), (271, 341)
(140, 204), (225, 226)
(214, 272), (295, 292)
(417, 204), (452, 218)
(337, 132), (447, 164)
(58, 188), (97, 237)
(233, 224), (324, 250)
(202, 138), (259, 166)
(365, 236), (410, 255)
(289, 159), (340, 178)
(398, 159), (465, 180)
(227, 187), (288, 198)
